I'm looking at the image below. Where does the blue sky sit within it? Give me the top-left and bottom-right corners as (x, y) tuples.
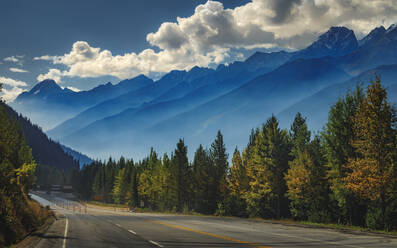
(1, 0), (397, 101)
(0, 0), (248, 95)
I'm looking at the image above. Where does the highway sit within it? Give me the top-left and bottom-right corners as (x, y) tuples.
(28, 193), (397, 248)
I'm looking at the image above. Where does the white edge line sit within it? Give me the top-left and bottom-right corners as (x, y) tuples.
(128, 229), (136, 235)
(149, 240), (163, 247)
(115, 223), (121, 227)
(63, 217), (69, 248)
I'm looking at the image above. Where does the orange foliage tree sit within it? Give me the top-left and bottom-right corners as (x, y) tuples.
(344, 77), (397, 227)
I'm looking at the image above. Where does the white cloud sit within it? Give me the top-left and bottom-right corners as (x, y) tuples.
(37, 68), (65, 84)
(0, 76), (27, 87)
(0, 86), (24, 102)
(35, 0), (397, 82)
(33, 55), (58, 61)
(65, 86), (81, 92)
(0, 76), (28, 102)
(4, 55), (25, 65)
(9, 67), (29, 73)
(4, 56), (19, 63)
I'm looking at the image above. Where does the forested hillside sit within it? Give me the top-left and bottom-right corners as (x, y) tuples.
(72, 78), (397, 230)
(2, 105), (80, 187)
(0, 84), (52, 246)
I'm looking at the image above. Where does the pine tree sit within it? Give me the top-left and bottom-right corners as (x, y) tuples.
(112, 168), (125, 204)
(225, 147), (248, 216)
(172, 139), (191, 211)
(192, 145), (211, 213)
(244, 116), (291, 218)
(344, 77), (397, 229)
(323, 86), (365, 225)
(285, 135), (329, 222)
(228, 147), (248, 196)
(209, 131), (228, 213)
(290, 113), (311, 157)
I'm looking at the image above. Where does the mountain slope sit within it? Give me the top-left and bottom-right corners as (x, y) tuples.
(12, 75), (153, 130)
(292, 26), (358, 60)
(3, 103), (80, 172)
(48, 52), (292, 140)
(60, 57), (349, 158)
(339, 24), (397, 75)
(47, 67), (215, 139)
(277, 64), (397, 130)
(61, 145), (93, 168)
(143, 57), (349, 152)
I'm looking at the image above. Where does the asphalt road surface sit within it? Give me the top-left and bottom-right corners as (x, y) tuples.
(29, 193), (397, 248)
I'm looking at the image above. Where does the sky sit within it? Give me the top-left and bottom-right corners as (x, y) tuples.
(1, 0), (397, 102)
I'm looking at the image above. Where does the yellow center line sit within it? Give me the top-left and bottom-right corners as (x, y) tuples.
(152, 220), (271, 248)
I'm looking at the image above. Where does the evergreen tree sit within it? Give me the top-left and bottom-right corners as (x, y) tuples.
(244, 116), (291, 218)
(285, 135), (329, 222)
(162, 153), (178, 210)
(209, 131), (228, 214)
(192, 145), (211, 213)
(344, 78), (397, 229)
(226, 147), (248, 216)
(172, 139), (191, 211)
(290, 113), (311, 157)
(228, 147), (248, 196)
(323, 86), (366, 225)
(126, 161), (138, 208)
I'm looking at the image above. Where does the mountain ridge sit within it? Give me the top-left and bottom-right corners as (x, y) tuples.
(12, 24), (397, 159)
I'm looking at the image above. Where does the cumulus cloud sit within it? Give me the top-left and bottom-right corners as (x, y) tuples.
(0, 76), (27, 87)
(0, 76), (28, 102)
(37, 68), (65, 83)
(35, 0), (397, 82)
(65, 86), (81, 92)
(9, 67), (29, 73)
(4, 55), (25, 66)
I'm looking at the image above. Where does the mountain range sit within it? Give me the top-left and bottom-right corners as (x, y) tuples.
(11, 25), (397, 160)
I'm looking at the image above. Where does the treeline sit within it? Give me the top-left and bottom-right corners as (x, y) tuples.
(72, 78), (397, 230)
(0, 84), (52, 246)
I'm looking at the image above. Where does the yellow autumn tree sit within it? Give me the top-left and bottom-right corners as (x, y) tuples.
(285, 150), (311, 219)
(344, 77), (397, 226)
(228, 147), (248, 196)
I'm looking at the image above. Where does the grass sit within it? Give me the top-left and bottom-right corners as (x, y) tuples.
(296, 220), (397, 236)
(87, 201), (129, 209)
(84, 201), (397, 236)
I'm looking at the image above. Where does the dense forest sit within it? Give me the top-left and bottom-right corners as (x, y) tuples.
(0, 83), (53, 247)
(3, 104), (80, 187)
(72, 77), (397, 231)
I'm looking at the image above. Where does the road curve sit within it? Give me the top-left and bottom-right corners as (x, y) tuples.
(30, 193), (397, 248)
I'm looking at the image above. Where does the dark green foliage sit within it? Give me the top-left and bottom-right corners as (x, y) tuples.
(172, 139), (191, 211)
(3, 104), (79, 173)
(0, 103), (51, 246)
(192, 145), (212, 213)
(209, 131), (228, 213)
(322, 86), (367, 225)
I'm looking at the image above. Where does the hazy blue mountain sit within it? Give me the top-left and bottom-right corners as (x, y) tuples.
(61, 145), (93, 168)
(51, 25), (396, 159)
(13, 25), (397, 160)
(12, 75), (153, 130)
(358, 26), (386, 47)
(49, 51), (292, 140)
(60, 57), (349, 159)
(3, 103), (80, 172)
(277, 64), (397, 130)
(340, 24), (397, 74)
(292, 26), (358, 60)
(47, 67), (215, 139)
